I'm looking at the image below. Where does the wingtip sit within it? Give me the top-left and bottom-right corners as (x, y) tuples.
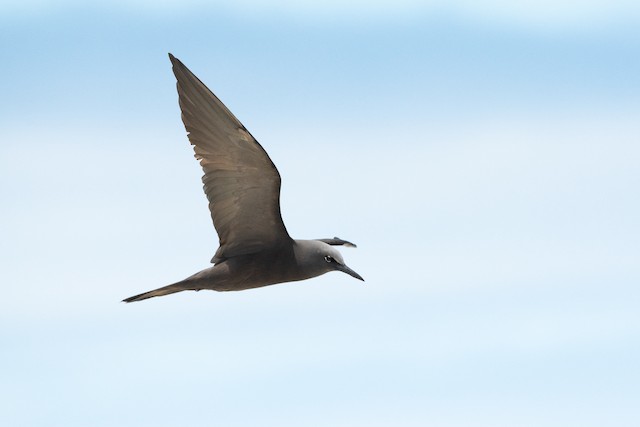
(333, 236), (357, 248)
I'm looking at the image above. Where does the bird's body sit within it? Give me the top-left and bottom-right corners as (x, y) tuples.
(123, 55), (362, 303)
(124, 240), (354, 301)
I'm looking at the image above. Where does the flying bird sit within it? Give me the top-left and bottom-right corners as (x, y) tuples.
(123, 54), (363, 303)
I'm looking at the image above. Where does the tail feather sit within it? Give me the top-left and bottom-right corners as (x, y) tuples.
(122, 282), (193, 303)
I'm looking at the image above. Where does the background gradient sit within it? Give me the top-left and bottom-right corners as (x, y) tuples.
(2, 2), (639, 426)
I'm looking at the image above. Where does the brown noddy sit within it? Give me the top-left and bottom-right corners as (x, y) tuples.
(123, 54), (363, 303)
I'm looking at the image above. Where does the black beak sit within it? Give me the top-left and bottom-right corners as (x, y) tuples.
(336, 263), (365, 281)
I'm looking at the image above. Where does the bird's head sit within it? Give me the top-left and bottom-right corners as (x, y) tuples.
(295, 240), (364, 282)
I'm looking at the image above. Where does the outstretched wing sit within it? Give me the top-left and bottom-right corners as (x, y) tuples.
(170, 54), (291, 263)
(316, 237), (357, 248)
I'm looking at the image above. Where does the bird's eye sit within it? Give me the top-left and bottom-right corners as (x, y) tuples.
(324, 256), (334, 263)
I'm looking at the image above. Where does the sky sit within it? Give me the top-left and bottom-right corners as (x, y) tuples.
(1, 1), (639, 426)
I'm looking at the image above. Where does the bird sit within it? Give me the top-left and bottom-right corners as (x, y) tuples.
(122, 54), (363, 303)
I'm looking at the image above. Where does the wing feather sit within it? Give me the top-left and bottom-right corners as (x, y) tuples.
(169, 54), (291, 262)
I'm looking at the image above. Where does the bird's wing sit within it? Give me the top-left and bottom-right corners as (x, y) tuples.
(316, 237), (357, 248)
(169, 54), (291, 263)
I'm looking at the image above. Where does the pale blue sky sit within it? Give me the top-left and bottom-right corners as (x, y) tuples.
(1, 2), (639, 426)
